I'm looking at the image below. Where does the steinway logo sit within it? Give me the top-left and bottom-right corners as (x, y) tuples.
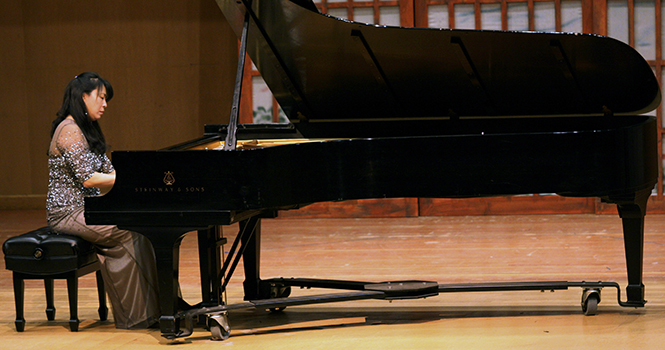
(133, 171), (205, 193)
(164, 171), (175, 185)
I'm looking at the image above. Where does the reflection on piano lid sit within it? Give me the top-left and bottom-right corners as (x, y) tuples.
(215, 0), (660, 128)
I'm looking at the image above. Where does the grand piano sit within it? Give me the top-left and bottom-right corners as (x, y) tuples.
(85, 0), (661, 340)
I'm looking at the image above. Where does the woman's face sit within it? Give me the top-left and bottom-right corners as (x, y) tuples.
(82, 86), (108, 122)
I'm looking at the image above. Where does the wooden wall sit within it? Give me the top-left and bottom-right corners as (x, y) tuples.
(0, 0), (238, 209)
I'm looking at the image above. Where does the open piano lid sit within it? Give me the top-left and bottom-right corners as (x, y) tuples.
(216, 0), (661, 122)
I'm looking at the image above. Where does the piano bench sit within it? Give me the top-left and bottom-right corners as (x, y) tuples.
(2, 227), (108, 332)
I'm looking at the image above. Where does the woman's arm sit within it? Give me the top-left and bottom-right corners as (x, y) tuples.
(83, 170), (116, 193)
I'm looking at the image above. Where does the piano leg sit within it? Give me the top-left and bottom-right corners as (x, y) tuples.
(198, 226), (226, 308)
(122, 226), (201, 338)
(240, 217), (262, 300)
(607, 188), (651, 306)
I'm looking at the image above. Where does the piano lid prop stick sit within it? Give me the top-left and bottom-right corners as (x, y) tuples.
(223, 11), (250, 151)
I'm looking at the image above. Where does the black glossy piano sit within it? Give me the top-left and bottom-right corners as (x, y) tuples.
(85, 0), (661, 340)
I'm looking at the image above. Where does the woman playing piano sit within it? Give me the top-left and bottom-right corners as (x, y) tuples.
(46, 72), (160, 329)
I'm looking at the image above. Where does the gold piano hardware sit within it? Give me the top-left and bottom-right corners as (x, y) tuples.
(189, 138), (345, 150)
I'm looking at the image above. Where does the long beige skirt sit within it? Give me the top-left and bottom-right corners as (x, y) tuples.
(49, 207), (160, 329)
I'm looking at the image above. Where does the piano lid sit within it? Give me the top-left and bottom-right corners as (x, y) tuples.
(215, 0), (661, 122)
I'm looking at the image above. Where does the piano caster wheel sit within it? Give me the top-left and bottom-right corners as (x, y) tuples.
(208, 312), (230, 341)
(581, 289), (601, 316)
(269, 284), (291, 313)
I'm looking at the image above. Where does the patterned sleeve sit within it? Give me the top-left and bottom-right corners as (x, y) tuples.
(101, 153), (115, 173)
(55, 123), (99, 184)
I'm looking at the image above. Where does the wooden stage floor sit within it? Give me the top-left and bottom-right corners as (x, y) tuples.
(1, 210), (664, 349)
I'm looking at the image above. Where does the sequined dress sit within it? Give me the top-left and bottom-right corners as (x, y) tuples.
(47, 118), (160, 329)
(47, 119), (113, 217)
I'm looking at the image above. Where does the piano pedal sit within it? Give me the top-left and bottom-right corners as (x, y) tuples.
(365, 281), (439, 300)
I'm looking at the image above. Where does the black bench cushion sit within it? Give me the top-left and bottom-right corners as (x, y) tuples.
(3, 227), (98, 275)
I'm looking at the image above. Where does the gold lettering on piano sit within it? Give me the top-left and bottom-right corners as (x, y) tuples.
(131, 171), (206, 193)
(134, 187), (206, 193)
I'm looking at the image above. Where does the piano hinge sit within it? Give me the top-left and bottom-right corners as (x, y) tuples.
(296, 111), (309, 122)
(448, 109), (460, 121)
(602, 106), (613, 117)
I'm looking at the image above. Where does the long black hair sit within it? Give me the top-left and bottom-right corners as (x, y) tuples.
(51, 72), (114, 155)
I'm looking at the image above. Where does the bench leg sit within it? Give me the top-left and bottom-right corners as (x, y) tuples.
(95, 271), (108, 321)
(12, 273), (25, 332)
(45, 278), (56, 320)
(66, 275), (79, 331)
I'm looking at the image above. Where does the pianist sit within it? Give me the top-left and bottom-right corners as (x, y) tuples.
(46, 72), (160, 329)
